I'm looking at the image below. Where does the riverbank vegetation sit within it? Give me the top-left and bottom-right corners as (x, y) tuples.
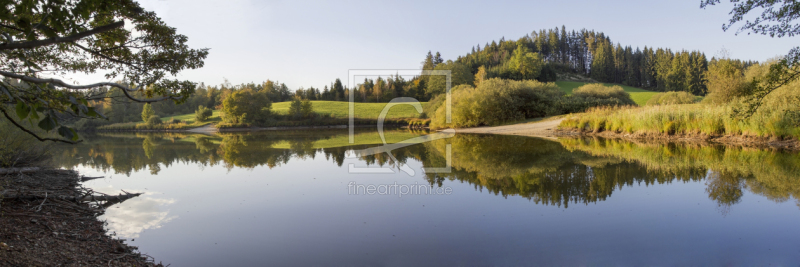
(428, 79), (636, 129)
(560, 59), (800, 140)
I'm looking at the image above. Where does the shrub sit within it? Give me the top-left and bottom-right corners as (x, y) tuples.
(288, 97), (303, 118)
(429, 78), (563, 129)
(571, 84), (636, 106)
(301, 99), (314, 118)
(147, 115), (162, 126)
(221, 88), (271, 124)
(0, 118), (51, 168)
(167, 118), (181, 124)
(195, 105), (213, 122)
(705, 58), (750, 104)
(646, 91), (700, 106)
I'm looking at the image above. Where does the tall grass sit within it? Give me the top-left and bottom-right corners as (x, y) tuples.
(560, 104), (800, 138)
(561, 63), (800, 139)
(645, 91), (700, 106)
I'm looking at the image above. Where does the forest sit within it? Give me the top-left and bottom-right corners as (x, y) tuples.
(57, 25), (758, 131)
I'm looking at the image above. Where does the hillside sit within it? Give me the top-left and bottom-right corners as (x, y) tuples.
(555, 81), (657, 106)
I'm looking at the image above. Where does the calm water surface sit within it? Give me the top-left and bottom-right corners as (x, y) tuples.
(52, 130), (800, 266)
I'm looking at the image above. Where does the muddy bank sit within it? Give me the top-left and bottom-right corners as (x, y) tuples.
(559, 128), (800, 150)
(0, 169), (163, 266)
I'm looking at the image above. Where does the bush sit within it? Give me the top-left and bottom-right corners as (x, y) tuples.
(646, 91), (699, 106)
(221, 88), (271, 124)
(195, 105), (213, 122)
(147, 115), (162, 126)
(0, 118), (51, 168)
(705, 58), (750, 104)
(572, 84), (636, 105)
(167, 118), (181, 124)
(288, 97), (303, 118)
(301, 99), (314, 118)
(429, 78), (563, 129)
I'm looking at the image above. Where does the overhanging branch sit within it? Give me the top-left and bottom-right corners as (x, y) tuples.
(0, 107), (79, 144)
(0, 70), (179, 103)
(0, 21), (124, 50)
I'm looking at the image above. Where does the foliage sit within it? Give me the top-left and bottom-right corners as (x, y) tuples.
(426, 60), (474, 95)
(146, 116), (162, 126)
(288, 97), (303, 118)
(141, 104), (155, 123)
(571, 84), (636, 105)
(705, 58), (749, 104)
(702, 0), (800, 117)
(301, 99), (314, 118)
(195, 105), (213, 122)
(0, 115), (51, 168)
(456, 26), (717, 95)
(429, 79), (563, 129)
(560, 99), (800, 138)
(646, 91), (699, 106)
(508, 44), (544, 80)
(221, 88), (271, 124)
(474, 66), (488, 86)
(0, 0), (208, 142)
(555, 81), (658, 106)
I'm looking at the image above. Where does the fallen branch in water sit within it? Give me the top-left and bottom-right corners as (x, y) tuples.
(80, 176), (105, 182)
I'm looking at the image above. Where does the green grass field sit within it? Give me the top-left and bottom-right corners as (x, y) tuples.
(554, 81), (658, 106)
(97, 110), (223, 130)
(160, 110), (222, 124)
(272, 101), (426, 119)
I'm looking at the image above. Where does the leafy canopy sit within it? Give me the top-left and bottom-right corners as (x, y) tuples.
(0, 0), (208, 142)
(702, 0), (800, 117)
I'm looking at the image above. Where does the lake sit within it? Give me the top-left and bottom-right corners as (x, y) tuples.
(51, 130), (800, 266)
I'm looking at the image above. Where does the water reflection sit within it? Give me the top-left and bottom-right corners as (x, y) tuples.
(54, 131), (800, 211)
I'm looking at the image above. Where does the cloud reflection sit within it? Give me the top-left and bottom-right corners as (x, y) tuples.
(101, 192), (177, 239)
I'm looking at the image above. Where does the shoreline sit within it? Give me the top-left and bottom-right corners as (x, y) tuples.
(447, 117), (800, 150)
(93, 123), (422, 133)
(555, 128), (800, 150)
(0, 169), (163, 266)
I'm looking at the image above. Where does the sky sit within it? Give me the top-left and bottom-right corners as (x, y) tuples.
(133, 0), (797, 90)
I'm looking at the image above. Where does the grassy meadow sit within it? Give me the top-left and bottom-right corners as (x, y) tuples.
(272, 101), (427, 119)
(97, 110), (222, 131)
(555, 81), (658, 106)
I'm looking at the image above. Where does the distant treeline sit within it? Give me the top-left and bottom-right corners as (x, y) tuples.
(67, 26), (757, 128)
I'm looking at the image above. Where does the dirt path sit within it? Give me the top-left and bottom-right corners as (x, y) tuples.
(454, 118), (565, 140)
(187, 123), (218, 134)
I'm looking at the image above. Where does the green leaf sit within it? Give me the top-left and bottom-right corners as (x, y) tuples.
(57, 126), (78, 141)
(86, 107), (98, 117)
(29, 109), (40, 120)
(38, 115), (57, 131)
(15, 102), (30, 119)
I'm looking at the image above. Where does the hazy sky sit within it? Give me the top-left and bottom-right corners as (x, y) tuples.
(135, 0), (797, 89)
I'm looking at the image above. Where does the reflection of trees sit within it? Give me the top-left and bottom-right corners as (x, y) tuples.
(562, 137), (800, 210)
(51, 130), (416, 175)
(419, 135), (708, 207)
(52, 132), (800, 211)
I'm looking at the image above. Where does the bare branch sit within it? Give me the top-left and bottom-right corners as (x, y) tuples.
(0, 21), (124, 50)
